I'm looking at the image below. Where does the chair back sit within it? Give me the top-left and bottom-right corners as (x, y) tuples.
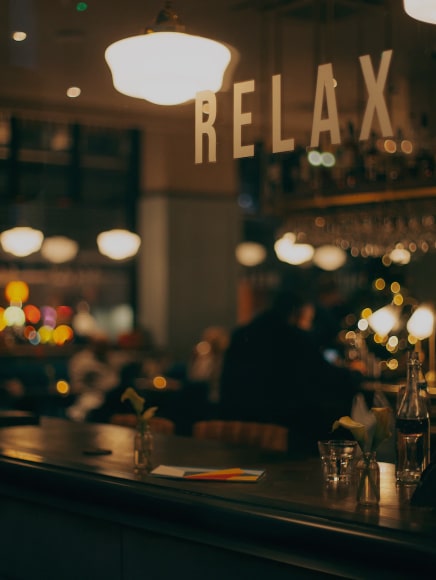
(192, 420), (288, 452)
(109, 413), (175, 435)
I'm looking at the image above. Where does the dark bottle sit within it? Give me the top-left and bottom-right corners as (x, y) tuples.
(416, 356), (432, 418)
(396, 351), (431, 484)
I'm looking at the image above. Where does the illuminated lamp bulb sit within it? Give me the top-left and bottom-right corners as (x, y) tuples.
(275, 242), (314, 266)
(0, 226), (44, 257)
(368, 304), (400, 337)
(403, 0), (436, 24)
(274, 232), (296, 262)
(5, 280), (29, 303)
(313, 245), (347, 271)
(97, 229), (141, 260)
(407, 304), (435, 340)
(105, 2), (233, 106)
(389, 245), (411, 265)
(41, 236), (79, 263)
(4, 305), (25, 326)
(235, 242), (267, 266)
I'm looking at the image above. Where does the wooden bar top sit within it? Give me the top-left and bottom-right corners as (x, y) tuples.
(0, 418), (435, 579)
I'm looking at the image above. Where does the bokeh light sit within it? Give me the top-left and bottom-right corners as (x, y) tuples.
(153, 376), (167, 389)
(24, 304), (41, 324)
(38, 325), (54, 344)
(41, 306), (57, 328)
(56, 305), (74, 322)
(5, 281), (29, 303)
(53, 325), (74, 345)
(4, 306), (26, 326)
(374, 278), (386, 291)
(56, 380), (70, 395)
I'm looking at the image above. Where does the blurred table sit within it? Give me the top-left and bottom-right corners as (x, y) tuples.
(0, 418), (435, 579)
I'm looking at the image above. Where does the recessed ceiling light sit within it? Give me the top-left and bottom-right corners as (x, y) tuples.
(12, 31), (27, 42)
(66, 86), (81, 98)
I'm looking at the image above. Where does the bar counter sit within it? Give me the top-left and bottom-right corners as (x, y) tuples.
(0, 418), (435, 579)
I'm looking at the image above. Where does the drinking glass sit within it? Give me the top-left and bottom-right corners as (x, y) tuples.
(318, 439), (358, 483)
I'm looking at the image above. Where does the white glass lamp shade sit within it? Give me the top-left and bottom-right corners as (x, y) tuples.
(403, 0), (436, 24)
(282, 243), (314, 265)
(389, 245), (411, 265)
(41, 236), (79, 263)
(97, 229), (141, 260)
(407, 305), (435, 340)
(105, 32), (231, 106)
(235, 242), (267, 267)
(0, 226), (44, 257)
(274, 232), (313, 266)
(368, 305), (399, 337)
(313, 245), (347, 271)
(273, 232), (296, 262)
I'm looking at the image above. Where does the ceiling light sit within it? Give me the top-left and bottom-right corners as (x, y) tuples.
(313, 245), (347, 270)
(274, 235), (314, 266)
(389, 245), (411, 265)
(66, 86), (81, 98)
(0, 227), (44, 257)
(407, 305), (435, 340)
(12, 31), (27, 42)
(97, 229), (141, 260)
(368, 305), (399, 337)
(41, 236), (79, 263)
(235, 242), (267, 267)
(104, 1), (232, 106)
(403, 0), (436, 24)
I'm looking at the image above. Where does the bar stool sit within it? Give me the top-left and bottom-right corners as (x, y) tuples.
(192, 420), (288, 452)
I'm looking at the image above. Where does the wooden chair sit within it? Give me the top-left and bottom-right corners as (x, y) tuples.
(192, 420), (288, 452)
(109, 413), (175, 435)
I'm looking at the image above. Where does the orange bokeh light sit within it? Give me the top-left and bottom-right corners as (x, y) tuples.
(23, 304), (41, 324)
(5, 281), (29, 303)
(53, 324), (74, 345)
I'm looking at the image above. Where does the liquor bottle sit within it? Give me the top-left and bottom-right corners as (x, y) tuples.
(417, 356), (432, 412)
(396, 351), (431, 484)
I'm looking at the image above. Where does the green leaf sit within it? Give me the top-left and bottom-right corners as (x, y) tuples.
(142, 406), (158, 421)
(332, 415), (368, 451)
(121, 386), (145, 416)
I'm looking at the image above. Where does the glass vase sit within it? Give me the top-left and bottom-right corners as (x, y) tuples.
(134, 423), (154, 472)
(356, 451), (380, 507)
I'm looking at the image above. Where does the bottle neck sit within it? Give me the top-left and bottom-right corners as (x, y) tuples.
(397, 357), (429, 419)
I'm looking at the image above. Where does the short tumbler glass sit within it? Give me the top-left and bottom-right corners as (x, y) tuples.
(318, 439), (358, 483)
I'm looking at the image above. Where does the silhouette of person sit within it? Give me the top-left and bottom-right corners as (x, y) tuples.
(219, 289), (363, 455)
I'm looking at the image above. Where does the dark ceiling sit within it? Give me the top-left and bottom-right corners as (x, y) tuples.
(0, 0), (391, 123)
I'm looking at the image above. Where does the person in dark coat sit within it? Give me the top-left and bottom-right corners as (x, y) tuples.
(219, 289), (363, 455)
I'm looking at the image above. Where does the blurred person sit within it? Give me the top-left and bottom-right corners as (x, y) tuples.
(187, 326), (230, 405)
(219, 289), (364, 455)
(66, 334), (121, 421)
(312, 277), (348, 355)
(86, 345), (183, 425)
(0, 378), (25, 410)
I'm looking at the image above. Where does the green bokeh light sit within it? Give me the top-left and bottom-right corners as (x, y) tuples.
(76, 2), (88, 12)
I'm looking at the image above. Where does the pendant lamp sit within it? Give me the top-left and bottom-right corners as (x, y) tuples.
(235, 242), (267, 267)
(273, 232), (296, 264)
(403, 0), (436, 24)
(407, 304), (435, 340)
(97, 229), (141, 260)
(313, 245), (347, 271)
(41, 236), (79, 263)
(368, 305), (400, 337)
(105, 1), (232, 105)
(0, 226), (44, 257)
